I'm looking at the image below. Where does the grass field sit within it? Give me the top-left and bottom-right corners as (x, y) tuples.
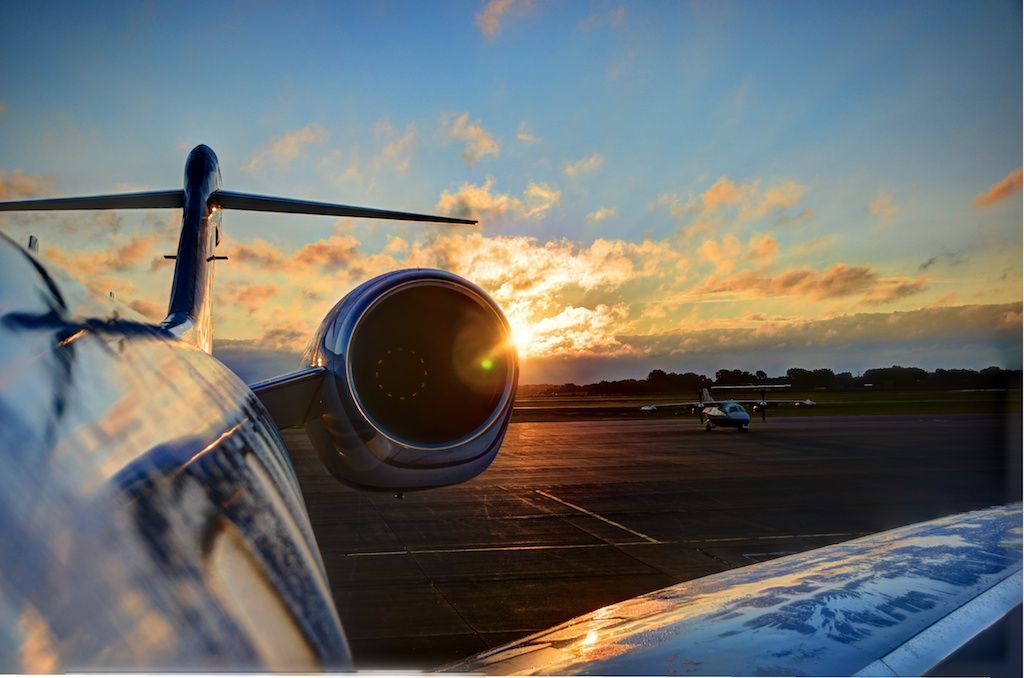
(511, 389), (1022, 422)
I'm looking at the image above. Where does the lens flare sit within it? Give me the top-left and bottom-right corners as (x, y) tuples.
(508, 321), (534, 356)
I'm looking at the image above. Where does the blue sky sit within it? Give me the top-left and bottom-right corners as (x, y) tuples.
(1, 1), (1020, 383)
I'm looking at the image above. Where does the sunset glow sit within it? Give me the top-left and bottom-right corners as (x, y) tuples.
(0, 2), (1019, 384)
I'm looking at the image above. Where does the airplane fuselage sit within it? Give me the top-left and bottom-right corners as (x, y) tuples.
(701, 400), (751, 431)
(0, 230), (347, 670)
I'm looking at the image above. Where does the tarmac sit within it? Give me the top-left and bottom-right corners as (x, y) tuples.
(285, 413), (1021, 670)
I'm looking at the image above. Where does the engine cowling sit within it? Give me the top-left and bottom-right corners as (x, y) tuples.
(303, 269), (518, 490)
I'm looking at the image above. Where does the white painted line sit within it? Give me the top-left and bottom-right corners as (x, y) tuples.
(698, 531), (865, 544)
(344, 541), (652, 558)
(535, 490), (662, 544)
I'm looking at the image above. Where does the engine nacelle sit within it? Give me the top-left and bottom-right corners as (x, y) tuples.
(303, 269), (518, 490)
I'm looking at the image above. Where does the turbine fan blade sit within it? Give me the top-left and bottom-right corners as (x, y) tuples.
(210, 190), (477, 225)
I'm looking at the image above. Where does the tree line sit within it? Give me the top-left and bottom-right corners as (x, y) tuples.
(520, 365), (1023, 397)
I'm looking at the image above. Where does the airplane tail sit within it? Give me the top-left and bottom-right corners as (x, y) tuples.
(0, 145), (475, 353)
(701, 387), (712, 403)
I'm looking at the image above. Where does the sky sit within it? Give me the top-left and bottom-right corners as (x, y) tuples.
(0, 0), (1020, 384)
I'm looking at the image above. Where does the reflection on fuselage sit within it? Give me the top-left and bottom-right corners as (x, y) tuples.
(0, 234), (349, 670)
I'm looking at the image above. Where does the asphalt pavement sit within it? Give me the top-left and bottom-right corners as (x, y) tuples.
(284, 413), (1021, 670)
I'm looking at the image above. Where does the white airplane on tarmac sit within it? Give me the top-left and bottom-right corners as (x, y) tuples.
(0, 146), (1018, 675)
(642, 385), (813, 431)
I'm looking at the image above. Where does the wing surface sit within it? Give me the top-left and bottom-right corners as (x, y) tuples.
(441, 503), (1022, 676)
(641, 401), (704, 411)
(250, 366), (326, 429)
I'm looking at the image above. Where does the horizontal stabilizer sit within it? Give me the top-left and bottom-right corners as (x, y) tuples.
(0, 190), (184, 211)
(211, 190), (477, 225)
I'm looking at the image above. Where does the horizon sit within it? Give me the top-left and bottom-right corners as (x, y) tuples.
(1, 1), (1020, 385)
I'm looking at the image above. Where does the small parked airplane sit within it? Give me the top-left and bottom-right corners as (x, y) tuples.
(641, 385), (812, 431)
(0, 146), (1018, 674)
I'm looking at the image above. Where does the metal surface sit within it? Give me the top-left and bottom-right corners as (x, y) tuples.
(302, 269), (518, 490)
(212, 189), (477, 224)
(441, 503), (1022, 676)
(251, 366), (327, 429)
(0, 234), (349, 670)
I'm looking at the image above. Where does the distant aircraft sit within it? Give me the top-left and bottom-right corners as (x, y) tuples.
(0, 146), (1017, 674)
(641, 385), (813, 431)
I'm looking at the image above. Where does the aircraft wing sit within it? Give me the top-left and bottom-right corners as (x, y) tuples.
(640, 401), (704, 412)
(442, 503), (1022, 676)
(249, 367), (327, 428)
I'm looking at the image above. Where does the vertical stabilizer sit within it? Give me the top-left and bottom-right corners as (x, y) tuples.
(161, 145), (223, 353)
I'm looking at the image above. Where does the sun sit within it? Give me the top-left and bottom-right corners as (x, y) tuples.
(508, 318), (535, 357)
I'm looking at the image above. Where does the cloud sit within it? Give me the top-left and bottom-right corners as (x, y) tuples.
(516, 121), (538, 144)
(868, 192), (897, 227)
(586, 207), (618, 223)
(128, 298), (165, 321)
(443, 112), (500, 165)
(919, 249), (968, 271)
(697, 233), (778, 274)
(862, 278), (928, 305)
(435, 176), (559, 223)
(973, 168), (1022, 208)
(242, 124), (328, 173)
(218, 282), (280, 315)
(577, 6), (626, 32)
(607, 49), (636, 81)
(655, 176), (808, 225)
(475, 0), (533, 38)
(43, 233), (161, 276)
(563, 154), (605, 179)
(0, 170), (53, 200)
(702, 176), (743, 211)
(372, 121), (416, 173)
(620, 303), (1020, 359)
(698, 262), (926, 304)
(0, 101), (6, 115)
(231, 237), (287, 269)
(775, 207), (815, 227)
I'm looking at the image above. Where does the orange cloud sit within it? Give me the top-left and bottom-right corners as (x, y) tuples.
(0, 170), (53, 200)
(586, 207), (618, 223)
(655, 176), (808, 224)
(702, 176), (743, 211)
(443, 113), (499, 165)
(699, 262), (924, 304)
(698, 233), (778, 274)
(563, 154), (604, 179)
(868, 192), (897, 227)
(218, 282), (280, 315)
(973, 168), (1022, 208)
(128, 298), (165, 321)
(242, 124), (328, 173)
(44, 233), (161, 275)
(435, 176), (560, 223)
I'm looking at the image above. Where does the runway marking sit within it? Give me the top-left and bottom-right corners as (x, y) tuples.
(344, 541), (652, 557)
(694, 531), (866, 544)
(341, 531), (867, 557)
(534, 490), (662, 544)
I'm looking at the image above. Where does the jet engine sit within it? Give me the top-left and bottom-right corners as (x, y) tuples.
(302, 269), (518, 490)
